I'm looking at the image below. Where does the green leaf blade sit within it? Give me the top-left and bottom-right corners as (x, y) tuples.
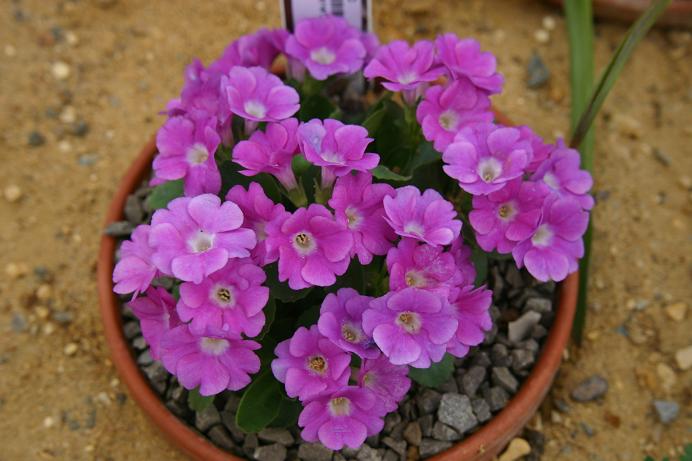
(408, 354), (454, 388)
(188, 387), (215, 412)
(235, 371), (283, 433)
(145, 179), (184, 211)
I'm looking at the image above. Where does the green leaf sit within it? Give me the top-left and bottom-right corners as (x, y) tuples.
(298, 93), (336, 121)
(471, 246), (489, 287)
(408, 354), (454, 387)
(145, 180), (184, 211)
(361, 104), (387, 136)
(570, 0), (671, 151)
(256, 297), (276, 340)
(263, 264), (313, 303)
(270, 398), (302, 428)
(409, 141), (442, 173)
(294, 304), (320, 328)
(235, 371), (283, 433)
(188, 387), (215, 412)
(371, 165), (411, 182)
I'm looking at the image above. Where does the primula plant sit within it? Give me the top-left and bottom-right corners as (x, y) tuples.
(113, 15), (592, 451)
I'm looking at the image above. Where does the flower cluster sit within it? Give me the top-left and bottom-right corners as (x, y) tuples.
(113, 14), (592, 453)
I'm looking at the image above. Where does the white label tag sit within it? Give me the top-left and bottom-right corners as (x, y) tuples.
(281, 0), (372, 32)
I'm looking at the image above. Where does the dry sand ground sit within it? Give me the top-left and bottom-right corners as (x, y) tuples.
(0, 0), (690, 460)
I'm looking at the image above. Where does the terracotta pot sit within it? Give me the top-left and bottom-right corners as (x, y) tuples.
(546, 0), (692, 27)
(97, 114), (578, 461)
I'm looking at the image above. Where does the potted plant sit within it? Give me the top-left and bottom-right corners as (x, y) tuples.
(98, 14), (592, 461)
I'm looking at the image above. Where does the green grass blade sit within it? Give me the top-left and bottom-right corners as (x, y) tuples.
(564, 0), (595, 344)
(570, 0), (672, 149)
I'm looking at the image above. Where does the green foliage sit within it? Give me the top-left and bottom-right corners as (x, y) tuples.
(145, 179), (184, 211)
(371, 165), (411, 182)
(188, 387), (215, 412)
(408, 354), (455, 387)
(565, 0), (671, 344)
(263, 264), (313, 303)
(235, 371), (283, 432)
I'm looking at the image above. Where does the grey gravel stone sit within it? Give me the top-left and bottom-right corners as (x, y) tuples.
(104, 221), (134, 237)
(432, 421), (461, 441)
(258, 427), (294, 445)
(399, 398), (417, 420)
(388, 420), (406, 439)
(437, 376), (459, 393)
(132, 336), (147, 350)
(653, 400), (679, 424)
(10, 313), (27, 332)
(530, 323), (548, 339)
(511, 349), (535, 373)
(403, 421), (422, 446)
(356, 444), (381, 461)
(208, 425), (235, 451)
(243, 433), (258, 458)
(124, 194), (145, 224)
(471, 398), (492, 423)
(383, 412), (401, 433)
(333, 454), (347, 461)
(415, 388), (441, 415)
(382, 436), (406, 455)
(142, 361), (167, 394)
(123, 321), (141, 339)
(136, 349), (153, 366)
(461, 366), (486, 397)
(220, 408), (245, 442)
(470, 351), (491, 368)
(554, 399), (571, 413)
(419, 439), (452, 458)
(382, 450), (398, 461)
(485, 386), (509, 412)
(253, 443), (286, 461)
(580, 421), (595, 437)
(52, 310), (74, 326)
(28, 131), (46, 147)
(491, 367), (519, 394)
(526, 52), (550, 89)
(524, 297), (552, 314)
(490, 343), (511, 367)
(437, 393), (478, 434)
(418, 414), (433, 437)
(570, 375), (608, 402)
(298, 442), (333, 461)
(195, 404), (221, 432)
(508, 311), (542, 343)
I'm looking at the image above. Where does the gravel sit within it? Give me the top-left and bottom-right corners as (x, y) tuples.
(415, 388), (441, 415)
(437, 393), (478, 434)
(492, 366), (519, 393)
(571, 375), (609, 402)
(653, 400), (679, 424)
(403, 421), (422, 446)
(460, 365), (486, 396)
(432, 421), (461, 441)
(104, 221), (134, 237)
(28, 131), (46, 147)
(253, 443), (286, 461)
(194, 404), (221, 432)
(297, 443), (333, 461)
(257, 427), (294, 446)
(526, 52), (550, 89)
(419, 439), (453, 458)
(508, 311), (542, 342)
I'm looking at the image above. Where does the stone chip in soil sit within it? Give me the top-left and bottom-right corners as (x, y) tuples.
(570, 375), (608, 402)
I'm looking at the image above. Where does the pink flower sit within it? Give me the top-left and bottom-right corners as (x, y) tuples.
(265, 204), (353, 289)
(443, 124), (531, 195)
(469, 179), (549, 254)
(518, 126), (552, 173)
(532, 139), (594, 210)
(153, 116), (221, 196)
(298, 386), (383, 450)
(386, 238), (459, 296)
(232, 118), (301, 190)
(328, 172), (395, 264)
(317, 288), (379, 359)
(226, 183), (290, 266)
(512, 196), (589, 282)
(160, 325), (260, 396)
(271, 325), (351, 401)
(221, 66), (299, 122)
(169, 60), (223, 123)
(449, 237), (477, 288)
(435, 33), (504, 94)
(383, 186), (462, 246)
(149, 194), (256, 284)
(446, 286), (493, 358)
(363, 39), (444, 95)
(298, 119), (380, 188)
(416, 80), (493, 152)
(358, 355), (411, 413)
(177, 259), (269, 337)
(128, 287), (181, 360)
(362, 288), (458, 368)
(209, 29), (287, 75)
(285, 15), (366, 80)
(113, 225), (157, 296)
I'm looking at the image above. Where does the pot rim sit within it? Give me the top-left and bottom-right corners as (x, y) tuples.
(97, 116), (578, 461)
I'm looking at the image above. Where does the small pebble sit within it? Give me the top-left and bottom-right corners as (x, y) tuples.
(652, 147), (671, 166)
(437, 393), (478, 434)
(674, 345), (692, 370)
(104, 221), (134, 237)
(534, 29), (550, 44)
(297, 443), (332, 461)
(653, 400), (679, 424)
(542, 16), (556, 30)
(194, 404), (221, 432)
(11, 313), (27, 332)
(418, 439), (452, 458)
(5, 262), (28, 279)
(64, 343), (78, 356)
(51, 61), (71, 80)
(43, 416), (56, 428)
(570, 375), (608, 402)
(508, 311), (542, 342)
(28, 131), (46, 147)
(403, 421), (422, 446)
(36, 284), (52, 301)
(499, 437), (531, 461)
(664, 302), (687, 321)
(253, 443), (286, 461)
(526, 52), (550, 89)
(4, 44), (16, 57)
(3, 185), (22, 203)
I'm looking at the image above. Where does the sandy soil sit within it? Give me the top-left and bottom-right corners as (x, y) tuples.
(0, 0), (690, 460)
